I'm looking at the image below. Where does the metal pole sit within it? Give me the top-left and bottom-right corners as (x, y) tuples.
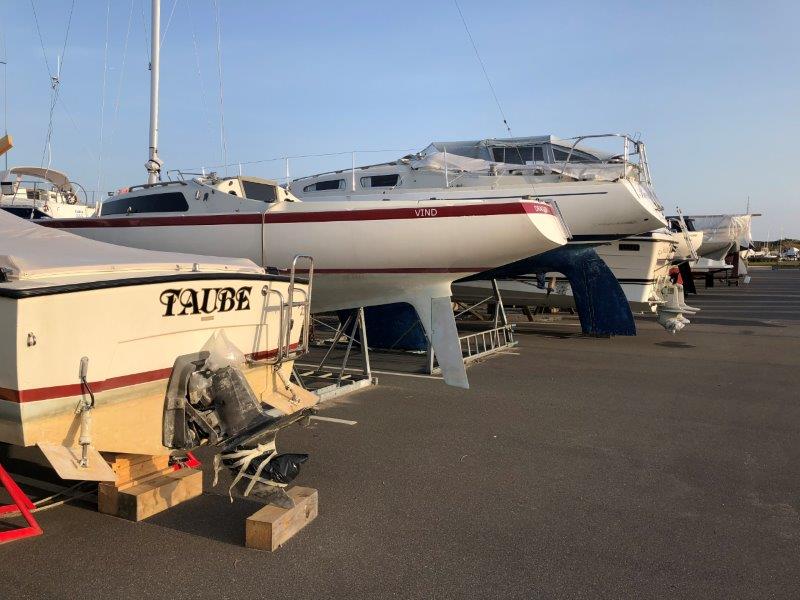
(351, 151), (356, 192)
(357, 307), (372, 381)
(146, 0), (162, 184)
(1, 58), (6, 171)
(444, 147), (449, 187)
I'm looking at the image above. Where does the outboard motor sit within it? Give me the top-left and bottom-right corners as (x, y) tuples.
(162, 332), (309, 499)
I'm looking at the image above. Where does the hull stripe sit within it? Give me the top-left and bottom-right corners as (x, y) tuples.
(0, 345), (295, 404)
(40, 201), (553, 229)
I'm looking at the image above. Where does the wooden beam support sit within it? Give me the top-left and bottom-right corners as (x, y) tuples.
(246, 487), (318, 551)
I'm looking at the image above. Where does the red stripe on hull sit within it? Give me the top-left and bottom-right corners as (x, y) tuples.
(40, 201), (553, 229)
(0, 344), (295, 404)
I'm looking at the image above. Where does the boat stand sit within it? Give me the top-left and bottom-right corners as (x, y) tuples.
(430, 279), (518, 375)
(0, 462), (43, 544)
(292, 307), (376, 402)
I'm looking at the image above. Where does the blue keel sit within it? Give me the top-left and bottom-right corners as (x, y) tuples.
(342, 245), (636, 348)
(338, 303), (428, 351)
(460, 245), (636, 337)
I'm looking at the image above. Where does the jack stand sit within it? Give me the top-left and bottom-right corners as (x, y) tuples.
(76, 356), (94, 469)
(294, 307), (376, 401)
(431, 279), (517, 374)
(0, 462), (43, 544)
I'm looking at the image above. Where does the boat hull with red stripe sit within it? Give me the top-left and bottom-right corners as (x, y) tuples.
(0, 208), (313, 454)
(40, 179), (567, 388)
(40, 180), (568, 314)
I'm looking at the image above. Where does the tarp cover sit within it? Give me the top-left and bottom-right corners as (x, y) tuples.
(0, 209), (261, 281)
(410, 150), (632, 182)
(689, 214), (754, 249)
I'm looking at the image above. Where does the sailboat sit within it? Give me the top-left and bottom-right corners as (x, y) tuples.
(290, 134), (669, 336)
(0, 136), (93, 219)
(39, 1), (569, 388)
(453, 229), (698, 332)
(1, 165), (94, 219)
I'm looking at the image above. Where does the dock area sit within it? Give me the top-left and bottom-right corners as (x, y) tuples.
(1, 268), (798, 598)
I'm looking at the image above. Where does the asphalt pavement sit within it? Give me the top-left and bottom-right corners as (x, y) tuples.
(1, 268), (798, 599)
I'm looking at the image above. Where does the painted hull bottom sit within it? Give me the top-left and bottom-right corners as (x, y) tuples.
(0, 362), (316, 456)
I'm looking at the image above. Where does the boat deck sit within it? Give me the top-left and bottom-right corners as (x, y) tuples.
(1, 268), (798, 598)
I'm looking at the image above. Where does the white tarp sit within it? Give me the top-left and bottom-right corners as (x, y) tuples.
(0, 209), (261, 281)
(410, 149), (631, 182)
(689, 214), (754, 249)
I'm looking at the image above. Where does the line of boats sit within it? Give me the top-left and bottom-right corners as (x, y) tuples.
(0, 0), (758, 497)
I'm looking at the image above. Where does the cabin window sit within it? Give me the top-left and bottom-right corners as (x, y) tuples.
(618, 243), (641, 251)
(552, 147), (598, 164)
(490, 146), (543, 165)
(303, 179), (345, 192)
(242, 181), (278, 202)
(361, 174), (399, 188)
(101, 191), (189, 215)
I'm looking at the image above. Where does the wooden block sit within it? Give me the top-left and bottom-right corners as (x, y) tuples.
(246, 487), (318, 551)
(99, 468), (202, 521)
(102, 453), (171, 486)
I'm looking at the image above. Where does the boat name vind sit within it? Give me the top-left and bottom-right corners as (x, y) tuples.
(159, 286), (252, 317)
(414, 208), (438, 217)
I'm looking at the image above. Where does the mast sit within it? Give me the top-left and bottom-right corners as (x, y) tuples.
(145, 0), (162, 184)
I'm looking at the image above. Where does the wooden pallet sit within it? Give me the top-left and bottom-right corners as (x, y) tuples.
(98, 453), (202, 521)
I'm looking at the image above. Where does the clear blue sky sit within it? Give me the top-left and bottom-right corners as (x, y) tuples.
(1, 0), (797, 239)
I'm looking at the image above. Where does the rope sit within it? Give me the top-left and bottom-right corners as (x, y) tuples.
(211, 0), (229, 174)
(213, 440), (282, 502)
(452, 0), (512, 135)
(96, 0), (112, 197)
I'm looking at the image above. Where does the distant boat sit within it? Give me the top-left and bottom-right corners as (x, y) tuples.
(1, 166), (94, 219)
(452, 229), (697, 332)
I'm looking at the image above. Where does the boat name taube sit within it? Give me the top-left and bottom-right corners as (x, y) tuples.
(159, 286), (252, 317)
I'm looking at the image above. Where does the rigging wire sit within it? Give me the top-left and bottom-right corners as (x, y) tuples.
(452, 0), (512, 136)
(211, 0), (229, 175)
(107, 0), (135, 161)
(57, 96), (98, 162)
(30, 0), (76, 171)
(1, 20), (8, 170)
(139, 0), (151, 65)
(96, 0), (112, 199)
(160, 0), (180, 47)
(175, 147), (419, 177)
(186, 0), (215, 146)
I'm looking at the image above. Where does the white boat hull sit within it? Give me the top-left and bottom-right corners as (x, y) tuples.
(296, 177), (666, 244)
(453, 232), (678, 313)
(0, 273), (307, 455)
(42, 196), (567, 314)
